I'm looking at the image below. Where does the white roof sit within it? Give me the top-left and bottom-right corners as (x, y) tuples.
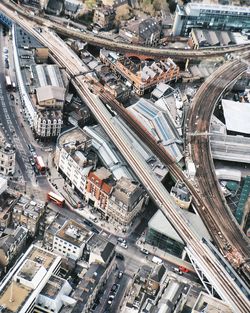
(36, 85), (65, 103)
(222, 99), (250, 134)
(148, 210), (211, 244)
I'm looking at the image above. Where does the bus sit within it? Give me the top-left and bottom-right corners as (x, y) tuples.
(47, 191), (65, 207)
(5, 75), (12, 91)
(35, 156), (46, 174)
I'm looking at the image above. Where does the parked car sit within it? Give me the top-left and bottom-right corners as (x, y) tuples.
(120, 242), (128, 249)
(83, 219), (93, 227)
(29, 156), (35, 166)
(117, 237), (126, 244)
(111, 284), (119, 293)
(28, 144), (35, 152)
(140, 248), (149, 255)
(118, 271), (123, 279)
(10, 94), (14, 100)
(91, 227), (100, 234)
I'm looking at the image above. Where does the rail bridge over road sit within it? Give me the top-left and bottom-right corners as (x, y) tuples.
(1, 3), (250, 312)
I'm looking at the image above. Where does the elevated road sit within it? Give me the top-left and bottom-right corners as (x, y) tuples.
(1, 4), (250, 312)
(2, 0), (250, 60)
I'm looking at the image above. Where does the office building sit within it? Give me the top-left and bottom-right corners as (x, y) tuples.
(93, 6), (115, 30)
(0, 245), (61, 313)
(53, 219), (93, 260)
(173, 3), (250, 36)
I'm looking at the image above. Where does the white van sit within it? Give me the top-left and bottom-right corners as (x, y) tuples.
(152, 256), (163, 265)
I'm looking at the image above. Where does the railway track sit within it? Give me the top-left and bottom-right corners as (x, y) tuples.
(1, 4), (250, 310)
(87, 64), (250, 272)
(2, 0), (250, 60)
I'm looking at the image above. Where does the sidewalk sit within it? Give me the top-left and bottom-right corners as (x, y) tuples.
(135, 235), (194, 272)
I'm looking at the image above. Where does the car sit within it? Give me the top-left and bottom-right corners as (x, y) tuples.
(117, 237), (126, 244)
(140, 248), (149, 255)
(173, 267), (183, 275)
(10, 94), (14, 101)
(3, 47), (8, 54)
(118, 271), (123, 279)
(116, 253), (124, 260)
(28, 144), (35, 152)
(83, 219), (93, 227)
(120, 242), (128, 249)
(111, 284), (119, 293)
(179, 266), (190, 273)
(29, 156), (35, 166)
(91, 227), (100, 234)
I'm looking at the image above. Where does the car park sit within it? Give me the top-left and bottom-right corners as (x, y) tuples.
(140, 248), (149, 255)
(120, 242), (128, 249)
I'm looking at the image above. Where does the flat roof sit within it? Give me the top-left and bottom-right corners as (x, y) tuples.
(148, 210), (211, 243)
(222, 99), (250, 134)
(40, 275), (65, 299)
(56, 219), (92, 247)
(0, 246), (59, 313)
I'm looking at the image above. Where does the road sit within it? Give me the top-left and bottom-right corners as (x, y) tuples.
(2, 13), (248, 313)
(1, 4), (250, 312)
(2, 0), (250, 60)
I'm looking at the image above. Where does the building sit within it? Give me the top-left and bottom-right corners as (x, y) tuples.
(0, 141), (15, 176)
(36, 275), (74, 313)
(0, 245), (62, 313)
(93, 6), (115, 30)
(146, 210), (211, 258)
(0, 226), (27, 270)
(85, 168), (114, 212)
(43, 213), (67, 250)
(100, 49), (179, 95)
(135, 264), (167, 297)
(170, 182), (192, 210)
(119, 18), (161, 46)
(53, 219), (93, 260)
(190, 29), (237, 48)
(108, 177), (146, 226)
(192, 291), (233, 313)
(56, 127), (147, 226)
(71, 263), (108, 313)
(56, 127), (95, 196)
(64, 0), (83, 17)
(13, 26), (67, 140)
(173, 3), (250, 36)
(127, 98), (183, 163)
(86, 234), (115, 267)
(12, 195), (46, 237)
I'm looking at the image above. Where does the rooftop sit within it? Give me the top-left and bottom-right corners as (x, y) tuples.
(193, 291), (233, 313)
(40, 275), (66, 299)
(36, 85), (65, 103)
(57, 127), (91, 149)
(0, 245), (60, 313)
(56, 220), (92, 247)
(148, 209), (211, 244)
(222, 99), (250, 135)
